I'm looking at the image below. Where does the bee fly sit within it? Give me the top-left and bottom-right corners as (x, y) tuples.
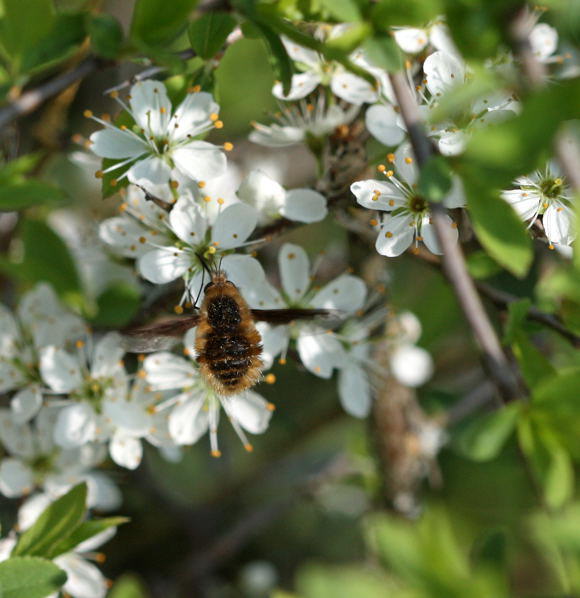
(125, 266), (338, 396)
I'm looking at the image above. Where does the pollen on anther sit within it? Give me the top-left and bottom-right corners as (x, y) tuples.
(451, 222), (458, 228)
(109, 90), (119, 99)
(198, 181), (206, 188)
(548, 243), (555, 250)
(214, 120), (224, 129)
(110, 179), (118, 187)
(209, 113), (219, 122)
(211, 449), (222, 458)
(385, 231), (393, 238)
(224, 142), (234, 151)
(244, 443), (254, 452)
(266, 402), (276, 411)
(217, 198), (225, 205)
(83, 109), (93, 118)
(94, 170), (104, 179)
(170, 180), (179, 189)
(388, 199), (395, 206)
(139, 236), (147, 244)
(264, 373), (276, 384)
(387, 153), (396, 163)
(278, 357), (287, 365)
(203, 195), (212, 202)
(137, 370), (147, 379)
(386, 170), (394, 177)
(369, 218), (378, 226)
(405, 157), (413, 164)
(75, 340), (85, 349)
(377, 164), (387, 173)
(174, 305), (184, 314)
(138, 354), (145, 362)
(101, 113), (111, 122)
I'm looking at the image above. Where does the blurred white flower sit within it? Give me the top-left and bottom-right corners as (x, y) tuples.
(392, 20), (458, 56)
(501, 165), (575, 248)
(87, 81), (229, 199)
(351, 143), (464, 256)
(529, 23), (558, 63)
(0, 284), (87, 423)
(238, 170), (327, 224)
(249, 96), (359, 148)
(143, 343), (274, 456)
(0, 407), (119, 510)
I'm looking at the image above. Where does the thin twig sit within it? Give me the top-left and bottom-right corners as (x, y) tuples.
(389, 71), (522, 402)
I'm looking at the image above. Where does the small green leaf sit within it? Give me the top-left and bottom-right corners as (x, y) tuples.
(49, 517), (129, 558)
(466, 185), (532, 278)
(131, 0), (198, 47)
(452, 403), (519, 461)
(362, 34), (401, 73)
(533, 368), (580, 407)
(319, 0), (362, 22)
(504, 299), (532, 345)
(19, 219), (82, 299)
(109, 574), (150, 598)
(511, 332), (556, 388)
(0, 181), (66, 210)
(418, 155), (453, 203)
(13, 483), (87, 558)
(466, 250), (502, 279)
(90, 282), (141, 328)
(188, 12), (236, 59)
(0, 557), (67, 598)
(253, 22), (294, 96)
(544, 442), (574, 510)
(297, 564), (392, 598)
(88, 14), (124, 59)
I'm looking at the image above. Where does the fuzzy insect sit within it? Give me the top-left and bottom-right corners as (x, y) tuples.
(125, 270), (337, 396)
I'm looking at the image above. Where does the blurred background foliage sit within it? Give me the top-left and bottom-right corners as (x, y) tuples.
(0, 0), (580, 597)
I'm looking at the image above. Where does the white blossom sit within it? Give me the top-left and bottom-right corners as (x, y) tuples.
(87, 81), (229, 199)
(501, 165), (575, 248)
(351, 143), (464, 256)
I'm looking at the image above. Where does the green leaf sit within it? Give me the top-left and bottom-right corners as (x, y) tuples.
(297, 564), (393, 598)
(130, 0), (198, 47)
(88, 14), (124, 59)
(452, 403), (519, 461)
(418, 155), (453, 203)
(324, 22), (371, 54)
(19, 219), (82, 299)
(511, 332), (556, 388)
(13, 483), (87, 558)
(465, 185), (532, 278)
(544, 441), (574, 510)
(0, 153), (43, 181)
(533, 368), (580, 408)
(90, 282), (141, 328)
(49, 517), (128, 558)
(370, 0), (442, 28)
(466, 250), (502, 279)
(188, 12), (236, 59)
(361, 34), (401, 73)
(319, 0), (362, 21)
(0, 557), (67, 598)
(0, 181), (66, 210)
(109, 574), (150, 598)
(504, 298), (532, 345)
(253, 21), (293, 96)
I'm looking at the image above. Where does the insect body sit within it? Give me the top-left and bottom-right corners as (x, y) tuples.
(196, 272), (262, 395)
(125, 270), (337, 396)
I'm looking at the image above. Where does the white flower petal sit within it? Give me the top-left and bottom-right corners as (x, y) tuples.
(226, 391), (272, 434)
(127, 155), (173, 199)
(0, 410), (34, 457)
(103, 398), (152, 437)
(437, 130), (467, 156)
(394, 142), (418, 185)
(220, 254), (269, 307)
(237, 170), (286, 222)
(169, 91), (219, 142)
(109, 431), (143, 469)
(429, 23), (460, 57)
(331, 71), (378, 104)
(0, 305), (20, 355)
(394, 28), (429, 53)
(424, 51), (465, 96)
(279, 243), (310, 302)
(273, 72), (321, 101)
(443, 176), (466, 209)
(311, 275), (366, 313)
(211, 202), (258, 249)
(55, 553), (108, 598)
(530, 23), (558, 60)
(89, 128), (147, 159)
(281, 189), (327, 223)
(544, 204), (575, 246)
(375, 214), (415, 257)
(129, 80), (172, 137)
(297, 327), (345, 378)
(169, 195), (208, 243)
(169, 394), (208, 445)
(281, 37), (320, 66)
(143, 352), (196, 390)
(40, 346), (82, 393)
(91, 332), (124, 378)
(351, 178), (404, 211)
(54, 403), (98, 448)
(422, 214), (457, 254)
(172, 140), (227, 181)
(249, 123), (305, 148)
(11, 385), (42, 424)
(0, 359), (26, 393)
(0, 459), (34, 497)
(255, 323), (289, 369)
(18, 493), (53, 530)
(501, 189), (540, 221)
(390, 344), (434, 387)
(365, 104), (406, 147)
(98, 216), (151, 258)
(138, 247), (191, 284)
(84, 472), (122, 511)
(338, 364), (371, 418)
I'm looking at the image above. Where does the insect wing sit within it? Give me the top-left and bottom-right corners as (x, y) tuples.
(250, 308), (341, 324)
(122, 315), (200, 353)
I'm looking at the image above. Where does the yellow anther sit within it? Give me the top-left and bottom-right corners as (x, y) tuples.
(223, 142), (233, 151)
(266, 402), (276, 411)
(264, 373), (276, 384)
(101, 113), (111, 122)
(174, 305), (184, 314)
(244, 443), (254, 453)
(548, 243), (555, 250)
(207, 246), (217, 254)
(137, 370), (147, 379)
(170, 180), (179, 189)
(109, 90), (119, 99)
(94, 170), (104, 179)
(138, 354), (145, 362)
(139, 236), (147, 244)
(214, 120), (224, 129)
(404, 157), (413, 164)
(203, 195), (211, 202)
(146, 405), (157, 414)
(386, 170), (394, 177)
(211, 449), (222, 458)
(278, 357), (287, 365)
(306, 103), (315, 112)
(385, 231), (393, 238)
(188, 85), (201, 93)
(118, 202), (128, 212)
(75, 340), (85, 349)
(217, 198), (225, 205)
(387, 153), (396, 163)
(160, 107), (166, 114)
(198, 181), (206, 188)
(209, 113), (219, 121)
(388, 199), (395, 206)
(377, 164), (387, 173)
(120, 125), (128, 131)
(451, 222), (458, 228)
(369, 218), (378, 226)
(83, 109), (93, 118)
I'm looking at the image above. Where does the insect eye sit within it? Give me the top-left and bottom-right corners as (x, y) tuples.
(204, 282), (214, 292)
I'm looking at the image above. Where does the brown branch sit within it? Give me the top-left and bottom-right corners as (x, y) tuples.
(388, 71), (522, 402)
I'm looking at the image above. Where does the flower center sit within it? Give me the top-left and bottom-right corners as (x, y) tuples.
(539, 177), (564, 200)
(408, 195), (427, 213)
(72, 377), (112, 412)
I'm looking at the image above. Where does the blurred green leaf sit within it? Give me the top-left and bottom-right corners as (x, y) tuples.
(362, 34), (401, 73)
(0, 557), (67, 598)
(325, 22), (371, 54)
(544, 441), (574, 510)
(253, 21), (294, 96)
(109, 574), (150, 598)
(452, 404), (519, 462)
(533, 368), (580, 407)
(504, 299), (531, 345)
(131, 0), (198, 47)
(369, 0), (442, 28)
(465, 186), (532, 278)
(13, 483), (87, 557)
(49, 517), (128, 558)
(319, 0), (362, 22)
(0, 180), (66, 210)
(19, 219), (82, 300)
(0, 153), (43, 181)
(466, 250), (502, 279)
(472, 529), (509, 572)
(90, 282), (141, 328)
(418, 156), (453, 203)
(188, 12), (236, 59)
(88, 14), (124, 59)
